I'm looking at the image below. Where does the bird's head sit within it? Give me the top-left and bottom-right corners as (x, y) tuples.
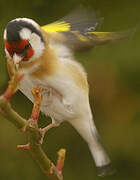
(4, 18), (45, 69)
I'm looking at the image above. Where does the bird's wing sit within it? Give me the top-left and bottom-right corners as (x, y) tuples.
(41, 8), (134, 52)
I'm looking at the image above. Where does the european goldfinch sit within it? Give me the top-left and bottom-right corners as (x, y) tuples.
(4, 8), (131, 176)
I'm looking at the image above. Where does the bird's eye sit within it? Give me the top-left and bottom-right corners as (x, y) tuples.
(22, 42), (34, 61)
(21, 43), (31, 57)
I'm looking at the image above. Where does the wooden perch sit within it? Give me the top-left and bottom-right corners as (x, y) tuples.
(0, 73), (66, 180)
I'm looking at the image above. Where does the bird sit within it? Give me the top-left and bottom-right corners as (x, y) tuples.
(3, 8), (132, 176)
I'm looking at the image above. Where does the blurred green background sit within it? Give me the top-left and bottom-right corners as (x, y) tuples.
(0, 0), (140, 179)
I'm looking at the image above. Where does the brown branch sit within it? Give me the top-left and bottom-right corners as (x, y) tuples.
(30, 86), (42, 122)
(0, 73), (27, 130)
(56, 149), (66, 175)
(17, 143), (30, 150)
(4, 73), (24, 100)
(0, 73), (66, 180)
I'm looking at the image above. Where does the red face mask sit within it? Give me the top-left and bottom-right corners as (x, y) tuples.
(4, 39), (34, 61)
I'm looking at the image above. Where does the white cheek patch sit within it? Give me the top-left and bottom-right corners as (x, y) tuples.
(29, 33), (45, 60)
(19, 28), (32, 40)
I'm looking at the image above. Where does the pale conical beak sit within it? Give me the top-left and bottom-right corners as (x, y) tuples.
(13, 53), (22, 69)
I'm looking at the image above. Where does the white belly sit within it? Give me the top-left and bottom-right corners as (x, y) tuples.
(19, 75), (76, 124)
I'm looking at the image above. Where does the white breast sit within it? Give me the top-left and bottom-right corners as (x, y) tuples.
(18, 74), (78, 124)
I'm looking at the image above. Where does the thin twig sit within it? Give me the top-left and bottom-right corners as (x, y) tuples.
(56, 149), (66, 175)
(30, 86), (42, 122)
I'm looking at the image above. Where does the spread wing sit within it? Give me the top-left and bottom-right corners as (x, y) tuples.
(41, 8), (134, 52)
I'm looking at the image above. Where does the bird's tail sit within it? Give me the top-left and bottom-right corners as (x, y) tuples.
(87, 117), (114, 176)
(70, 112), (115, 176)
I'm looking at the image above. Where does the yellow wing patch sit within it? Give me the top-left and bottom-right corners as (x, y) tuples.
(41, 21), (70, 33)
(72, 31), (89, 42)
(88, 31), (133, 44)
